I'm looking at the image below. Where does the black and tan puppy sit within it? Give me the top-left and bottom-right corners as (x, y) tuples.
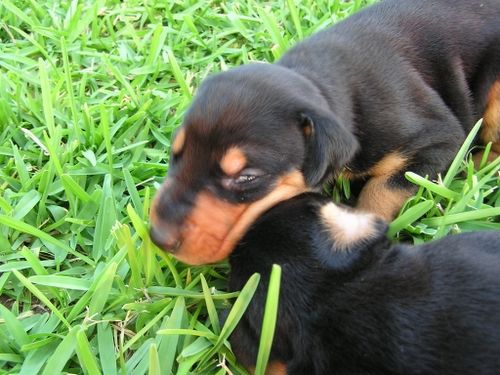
(229, 193), (500, 375)
(150, 0), (500, 264)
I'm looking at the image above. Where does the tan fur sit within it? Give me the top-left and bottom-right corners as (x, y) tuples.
(172, 128), (186, 155)
(303, 123), (312, 137)
(266, 361), (287, 375)
(472, 80), (500, 168)
(172, 170), (307, 265)
(320, 202), (378, 249)
(249, 361), (287, 375)
(369, 152), (408, 177)
(357, 176), (412, 221)
(472, 147), (500, 168)
(342, 152), (408, 180)
(174, 191), (248, 265)
(474, 80), (500, 166)
(220, 147), (247, 176)
(482, 80), (500, 149)
(340, 152), (410, 220)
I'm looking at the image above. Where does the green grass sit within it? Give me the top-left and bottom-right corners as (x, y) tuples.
(0, 0), (498, 374)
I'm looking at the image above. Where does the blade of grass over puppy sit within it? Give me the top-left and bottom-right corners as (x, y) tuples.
(477, 142), (493, 169)
(447, 158), (500, 215)
(405, 172), (461, 201)
(201, 273), (221, 335)
(422, 208), (500, 226)
(443, 119), (482, 186)
(388, 200), (434, 238)
(146, 286), (239, 300)
(198, 273), (260, 368)
(255, 264), (282, 375)
(157, 329), (218, 340)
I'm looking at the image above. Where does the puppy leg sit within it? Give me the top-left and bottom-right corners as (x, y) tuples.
(357, 132), (466, 221)
(356, 152), (414, 221)
(474, 80), (500, 167)
(357, 176), (414, 221)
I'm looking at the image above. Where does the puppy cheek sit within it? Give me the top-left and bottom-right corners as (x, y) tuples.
(175, 231), (224, 265)
(175, 192), (248, 265)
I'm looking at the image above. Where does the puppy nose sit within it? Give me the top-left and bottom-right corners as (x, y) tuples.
(149, 225), (181, 253)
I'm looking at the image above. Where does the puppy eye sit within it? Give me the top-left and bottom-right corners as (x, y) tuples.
(235, 168), (263, 183)
(222, 168), (264, 189)
(234, 172), (257, 184)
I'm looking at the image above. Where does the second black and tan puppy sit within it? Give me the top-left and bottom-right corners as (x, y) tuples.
(150, 0), (500, 265)
(229, 193), (500, 374)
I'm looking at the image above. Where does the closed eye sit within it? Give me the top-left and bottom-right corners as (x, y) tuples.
(222, 168), (265, 190)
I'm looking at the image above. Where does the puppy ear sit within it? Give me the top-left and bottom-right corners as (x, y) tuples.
(314, 202), (388, 271)
(300, 109), (359, 187)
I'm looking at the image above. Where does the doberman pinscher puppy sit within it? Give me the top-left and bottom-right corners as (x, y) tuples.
(150, 0), (500, 264)
(229, 193), (500, 375)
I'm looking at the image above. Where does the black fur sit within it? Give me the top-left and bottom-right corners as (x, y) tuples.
(277, 0), (500, 183)
(229, 193), (500, 374)
(150, 0), (500, 255)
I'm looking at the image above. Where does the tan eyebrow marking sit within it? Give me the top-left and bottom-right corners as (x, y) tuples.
(220, 147), (247, 176)
(172, 128), (186, 155)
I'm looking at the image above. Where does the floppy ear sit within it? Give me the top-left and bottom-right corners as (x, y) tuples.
(300, 109), (359, 187)
(313, 202), (388, 271)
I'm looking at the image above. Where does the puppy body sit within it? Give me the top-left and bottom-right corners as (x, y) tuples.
(229, 193), (500, 374)
(150, 0), (500, 264)
(278, 0), (500, 181)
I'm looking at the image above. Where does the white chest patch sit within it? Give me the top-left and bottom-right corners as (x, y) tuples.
(320, 202), (378, 250)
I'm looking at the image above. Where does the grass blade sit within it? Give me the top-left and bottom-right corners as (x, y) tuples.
(0, 303), (30, 349)
(97, 323), (117, 375)
(12, 269), (70, 329)
(76, 328), (102, 375)
(255, 264), (282, 375)
(41, 325), (79, 375)
(443, 119), (482, 186)
(388, 200), (434, 238)
(200, 273), (221, 335)
(0, 215), (94, 266)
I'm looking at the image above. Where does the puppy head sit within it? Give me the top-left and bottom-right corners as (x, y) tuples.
(150, 64), (357, 265)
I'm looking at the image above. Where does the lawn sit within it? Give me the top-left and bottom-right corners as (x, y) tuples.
(0, 0), (498, 374)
